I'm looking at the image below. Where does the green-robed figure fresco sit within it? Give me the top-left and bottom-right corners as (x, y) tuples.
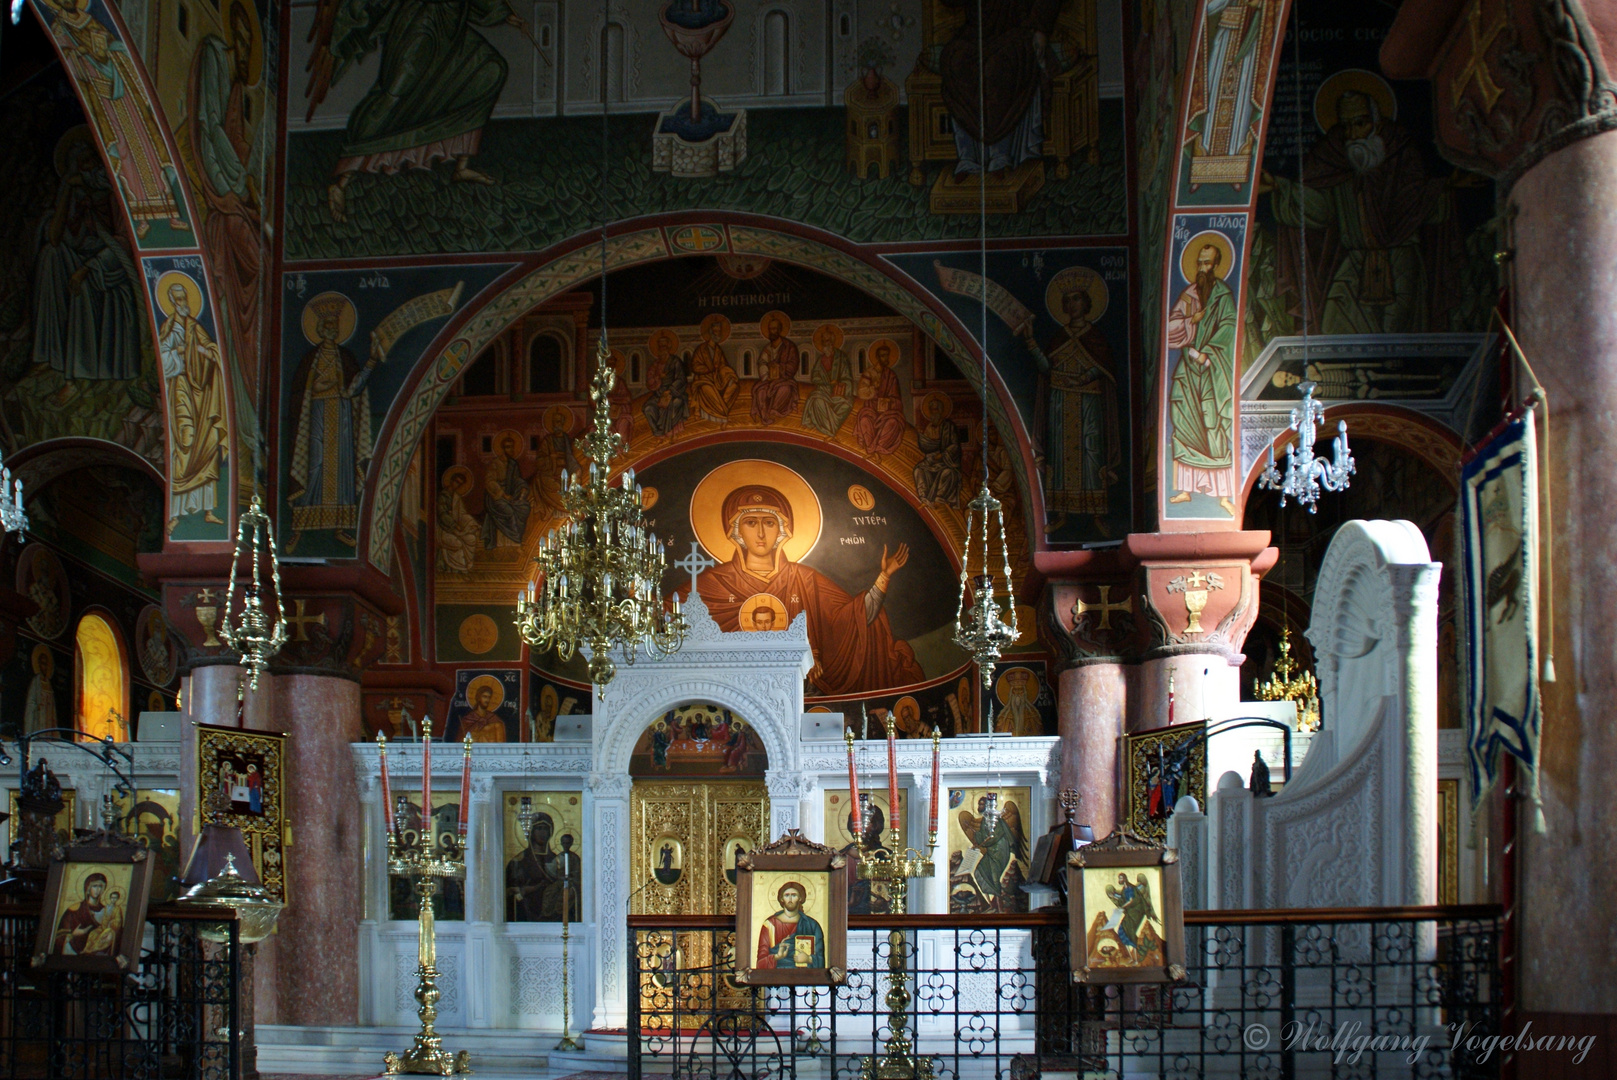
(1166, 239), (1238, 518)
(304, 0), (533, 221)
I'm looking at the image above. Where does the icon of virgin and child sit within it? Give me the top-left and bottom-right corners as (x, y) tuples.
(691, 462), (925, 697)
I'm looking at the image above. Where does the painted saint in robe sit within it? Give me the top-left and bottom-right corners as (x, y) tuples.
(1166, 240), (1238, 516)
(643, 332), (689, 439)
(287, 293), (374, 546)
(436, 468), (481, 573)
(157, 276), (228, 534)
(481, 433), (531, 547)
(800, 324), (854, 439)
(855, 340), (906, 458)
(189, 0), (266, 388)
(696, 484), (924, 696)
(955, 796), (1029, 912)
(306, 0), (531, 221)
(1036, 268), (1119, 532)
(689, 315), (740, 423)
(750, 311), (800, 425)
(52, 873), (112, 956)
(754, 881), (825, 969)
(937, 0), (1065, 175)
(40, 0), (187, 238)
(913, 393), (963, 505)
(32, 127), (142, 382)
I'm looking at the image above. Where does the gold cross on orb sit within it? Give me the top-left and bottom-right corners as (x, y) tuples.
(286, 599), (328, 642)
(1072, 585), (1133, 631)
(1451, 0), (1507, 110)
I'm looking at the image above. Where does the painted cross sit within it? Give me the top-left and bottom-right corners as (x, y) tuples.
(671, 226), (723, 252)
(286, 598), (328, 642)
(1072, 584), (1134, 632)
(1451, 2), (1507, 110)
(674, 541), (717, 593)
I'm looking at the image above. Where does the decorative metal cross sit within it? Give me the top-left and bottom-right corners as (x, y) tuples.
(673, 541), (717, 593)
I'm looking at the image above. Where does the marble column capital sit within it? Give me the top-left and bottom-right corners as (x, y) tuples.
(146, 561), (402, 681)
(1382, 0), (1617, 191)
(1038, 530), (1276, 668)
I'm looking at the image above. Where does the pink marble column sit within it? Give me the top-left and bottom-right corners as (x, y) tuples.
(1510, 127), (1617, 1015)
(253, 673), (364, 1025)
(1133, 654), (1241, 733)
(1058, 662), (1127, 838)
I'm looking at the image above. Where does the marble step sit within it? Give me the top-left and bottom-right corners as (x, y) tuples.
(255, 1023), (628, 1077)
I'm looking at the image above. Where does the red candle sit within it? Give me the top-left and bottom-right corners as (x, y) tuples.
(886, 715), (900, 838)
(1167, 670), (1176, 726)
(845, 730), (863, 840)
(421, 729), (432, 842)
(378, 732), (395, 836)
(458, 733), (473, 836)
(929, 727), (940, 838)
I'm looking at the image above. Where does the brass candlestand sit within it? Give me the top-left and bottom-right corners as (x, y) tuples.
(848, 723), (939, 1080)
(384, 800), (471, 1076)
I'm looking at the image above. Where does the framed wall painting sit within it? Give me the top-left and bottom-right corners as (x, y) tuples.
(946, 786), (1033, 914)
(733, 831), (848, 987)
(1121, 721), (1207, 844)
(196, 724), (289, 902)
(1067, 832), (1186, 985)
(34, 843), (156, 974)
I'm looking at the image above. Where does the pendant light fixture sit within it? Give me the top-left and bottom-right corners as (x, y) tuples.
(1256, 21), (1354, 512)
(513, 14), (687, 686)
(951, 0), (1018, 738)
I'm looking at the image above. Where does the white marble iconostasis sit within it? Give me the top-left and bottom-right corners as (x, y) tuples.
(349, 593), (1061, 1032)
(0, 741), (186, 849)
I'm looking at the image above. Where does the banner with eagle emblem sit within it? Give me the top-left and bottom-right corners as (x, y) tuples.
(1460, 411), (1545, 831)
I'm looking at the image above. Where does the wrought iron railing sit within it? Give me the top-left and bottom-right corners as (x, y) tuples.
(0, 903), (240, 1080)
(628, 905), (1501, 1080)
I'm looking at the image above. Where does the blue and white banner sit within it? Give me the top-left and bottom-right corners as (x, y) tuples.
(1460, 411), (1544, 829)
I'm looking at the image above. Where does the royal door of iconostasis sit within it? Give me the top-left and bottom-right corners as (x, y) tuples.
(628, 705), (770, 917)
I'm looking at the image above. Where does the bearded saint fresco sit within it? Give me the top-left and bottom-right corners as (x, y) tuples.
(696, 483), (924, 697)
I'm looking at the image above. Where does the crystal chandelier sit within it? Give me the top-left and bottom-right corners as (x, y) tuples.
(0, 450), (25, 536)
(951, 16), (1017, 697)
(514, 342), (687, 686)
(218, 494), (287, 690)
(1255, 628), (1321, 732)
(1255, 381), (1354, 512)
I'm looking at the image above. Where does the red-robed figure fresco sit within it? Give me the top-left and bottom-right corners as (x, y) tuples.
(697, 484), (924, 696)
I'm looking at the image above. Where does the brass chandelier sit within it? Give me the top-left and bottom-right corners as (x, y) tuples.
(512, 65), (685, 687)
(951, 1), (1017, 693)
(514, 345), (686, 687)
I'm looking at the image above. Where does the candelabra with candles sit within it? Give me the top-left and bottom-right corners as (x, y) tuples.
(844, 715), (941, 1080)
(1255, 380), (1355, 512)
(378, 730), (474, 1076)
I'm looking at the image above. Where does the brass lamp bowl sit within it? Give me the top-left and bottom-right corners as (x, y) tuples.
(179, 852), (283, 944)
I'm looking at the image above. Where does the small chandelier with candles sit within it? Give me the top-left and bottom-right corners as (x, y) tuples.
(951, 21), (1018, 699)
(514, 340), (687, 686)
(0, 449), (25, 536)
(1255, 381), (1354, 512)
(217, 494), (287, 691)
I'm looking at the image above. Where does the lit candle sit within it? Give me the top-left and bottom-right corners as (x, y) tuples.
(886, 712), (900, 838)
(458, 733), (473, 836)
(421, 728), (432, 843)
(844, 727), (863, 840)
(378, 731), (395, 836)
(929, 726), (941, 840)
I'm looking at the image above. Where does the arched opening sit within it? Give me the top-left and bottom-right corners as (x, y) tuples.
(762, 11), (791, 96)
(527, 332), (567, 393)
(459, 342), (505, 397)
(75, 611), (128, 741)
(627, 704), (768, 917)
